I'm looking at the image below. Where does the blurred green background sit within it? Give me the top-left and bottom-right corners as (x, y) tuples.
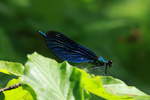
(0, 0), (150, 94)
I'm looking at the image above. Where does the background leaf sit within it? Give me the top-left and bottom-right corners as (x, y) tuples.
(0, 60), (34, 100)
(0, 61), (24, 76)
(4, 79), (35, 100)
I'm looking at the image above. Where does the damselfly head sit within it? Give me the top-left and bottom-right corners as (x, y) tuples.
(93, 57), (112, 74)
(97, 56), (112, 67)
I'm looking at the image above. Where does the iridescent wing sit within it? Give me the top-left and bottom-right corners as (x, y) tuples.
(39, 31), (98, 63)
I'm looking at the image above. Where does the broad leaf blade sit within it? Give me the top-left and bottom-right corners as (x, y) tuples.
(0, 61), (24, 76)
(102, 76), (147, 96)
(22, 52), (150, 100)
(23, 52), (90, 100)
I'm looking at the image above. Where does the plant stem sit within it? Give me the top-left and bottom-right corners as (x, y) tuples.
(0, 83), (22, 92)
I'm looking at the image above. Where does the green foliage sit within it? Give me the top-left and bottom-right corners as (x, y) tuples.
(0, 61), (24, 76)
(0, 0), (150, 94)
(0, 52), (149, 100)
(0, 58), (34, 100)
(4, 79), (34, 100)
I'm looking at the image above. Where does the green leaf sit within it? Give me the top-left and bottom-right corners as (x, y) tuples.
(4, 79), (35, 100)
(22, 52), (150, 100)
(0, 60), (23, 89)
(0, 61), (24, 76)
(23, 52), (91, 100)
(0, 60), (34, 100)
(102, 76), (147, 96)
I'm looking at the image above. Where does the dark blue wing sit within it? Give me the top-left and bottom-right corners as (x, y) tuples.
(39, 31), (98, 63)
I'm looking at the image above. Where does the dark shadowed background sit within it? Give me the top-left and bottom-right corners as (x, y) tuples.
(0, 0), (150, 94)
